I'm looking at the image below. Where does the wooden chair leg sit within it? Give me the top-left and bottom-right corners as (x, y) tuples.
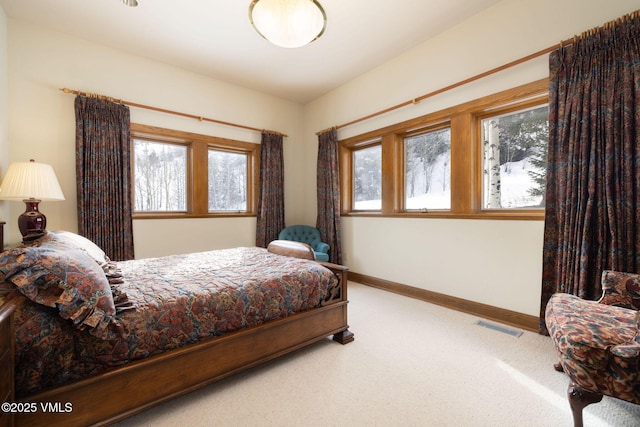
(567, 381), (603, 427)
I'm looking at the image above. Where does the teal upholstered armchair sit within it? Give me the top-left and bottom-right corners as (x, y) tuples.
(278, 225), (329, 262)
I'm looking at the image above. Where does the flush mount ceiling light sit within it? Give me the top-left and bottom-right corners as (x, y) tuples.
(249, 0), (326, 49)
(121, 0), (139, 7)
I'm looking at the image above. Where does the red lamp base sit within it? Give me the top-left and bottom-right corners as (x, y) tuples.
(18, 199), (47, 240)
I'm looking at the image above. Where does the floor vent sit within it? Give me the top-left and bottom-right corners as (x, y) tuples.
(475, 320), (523, 338)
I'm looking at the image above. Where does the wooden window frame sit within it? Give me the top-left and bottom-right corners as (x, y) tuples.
(340, 79), (548, 220)
(131, 123), (260, 219)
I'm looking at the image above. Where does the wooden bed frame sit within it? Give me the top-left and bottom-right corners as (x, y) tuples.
(1, 254), (352, 426)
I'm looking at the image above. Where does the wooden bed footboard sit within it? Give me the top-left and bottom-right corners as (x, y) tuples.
(3, 263), (351, 427)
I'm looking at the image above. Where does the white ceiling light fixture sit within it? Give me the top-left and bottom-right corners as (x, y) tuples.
(121, 0), (139, 7)
(249, 0), (327, 49)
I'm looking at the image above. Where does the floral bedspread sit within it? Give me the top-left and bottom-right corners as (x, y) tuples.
(1, 247), (337, 396)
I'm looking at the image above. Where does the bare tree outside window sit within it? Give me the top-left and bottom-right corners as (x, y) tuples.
(353, 145), (382, 210)
(134, 139), (187, 212)
(481, 105), (548, 209)
(208, 149), (247, 211)
(404, 128), (451, 210)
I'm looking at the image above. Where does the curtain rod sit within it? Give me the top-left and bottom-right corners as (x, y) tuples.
(316, 36), (588, 136)
(317, 7), (640, 136)
(60, 88), (288, 138)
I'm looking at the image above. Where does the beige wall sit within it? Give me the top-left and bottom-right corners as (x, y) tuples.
(302, 0), (640, 316)
(4, 19), (305, 258)
(0, 7), (8, 228)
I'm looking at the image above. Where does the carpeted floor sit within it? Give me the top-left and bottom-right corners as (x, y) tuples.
(114, 282), (640, 427)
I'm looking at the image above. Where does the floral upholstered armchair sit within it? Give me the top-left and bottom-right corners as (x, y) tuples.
(545, 270), (640, 427)
(278, 225), (330, 262)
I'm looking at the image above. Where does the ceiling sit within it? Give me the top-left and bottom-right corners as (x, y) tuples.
(0, 0), (504, 104)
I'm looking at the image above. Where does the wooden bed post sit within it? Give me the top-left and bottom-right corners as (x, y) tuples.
(320, 261), (354, 345)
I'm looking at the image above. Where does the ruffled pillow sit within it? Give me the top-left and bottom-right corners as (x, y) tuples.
(49, 230), (111, 267)
(20, 231), (130, 307)
(0, 240), (124, 340)
(22, 231), (109, 266)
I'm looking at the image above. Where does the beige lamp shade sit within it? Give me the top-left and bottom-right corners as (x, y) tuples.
(0, 160), (65, 201)
(249, 0), (326, 48)
(0, 160), (65, 238)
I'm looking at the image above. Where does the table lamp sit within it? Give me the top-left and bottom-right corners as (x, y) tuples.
(0, 159), (65, 239)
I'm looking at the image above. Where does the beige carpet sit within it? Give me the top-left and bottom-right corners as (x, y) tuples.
(114, 282), (640, 427)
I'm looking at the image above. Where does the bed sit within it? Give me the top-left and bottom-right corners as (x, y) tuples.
(0, 232), (352, 427)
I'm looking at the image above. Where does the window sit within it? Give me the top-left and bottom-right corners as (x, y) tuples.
(131, 123), (259, 218)
(208, 149), (247, 212)
(134, 139), (187, 212)
(353, 144), (382, 210)
(339, 79), (549, 220)
(481, 105), (548, 209)
(404, 127), (451, 210)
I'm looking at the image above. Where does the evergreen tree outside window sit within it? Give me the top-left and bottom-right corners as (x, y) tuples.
(339, 80), (548, 219)
(481, 105), (548, 209)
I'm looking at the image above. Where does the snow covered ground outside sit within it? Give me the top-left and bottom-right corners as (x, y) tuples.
(355, 156), (543, 210)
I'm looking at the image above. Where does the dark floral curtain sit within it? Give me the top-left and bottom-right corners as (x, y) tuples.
(75, 96), (134, 261)
(539, 13), (640, 333)
(316, 128), (342, 264)
(256, 132), (285, 247)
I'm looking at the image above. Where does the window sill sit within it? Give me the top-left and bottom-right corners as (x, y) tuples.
(133, 213), (257, 220)
(342, 211), (544, 221)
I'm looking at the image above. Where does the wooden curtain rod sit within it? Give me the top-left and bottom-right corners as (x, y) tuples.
(317, 7), (640, 136)
(60, 88), (288, 138)
(316, 38), (576, 136)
